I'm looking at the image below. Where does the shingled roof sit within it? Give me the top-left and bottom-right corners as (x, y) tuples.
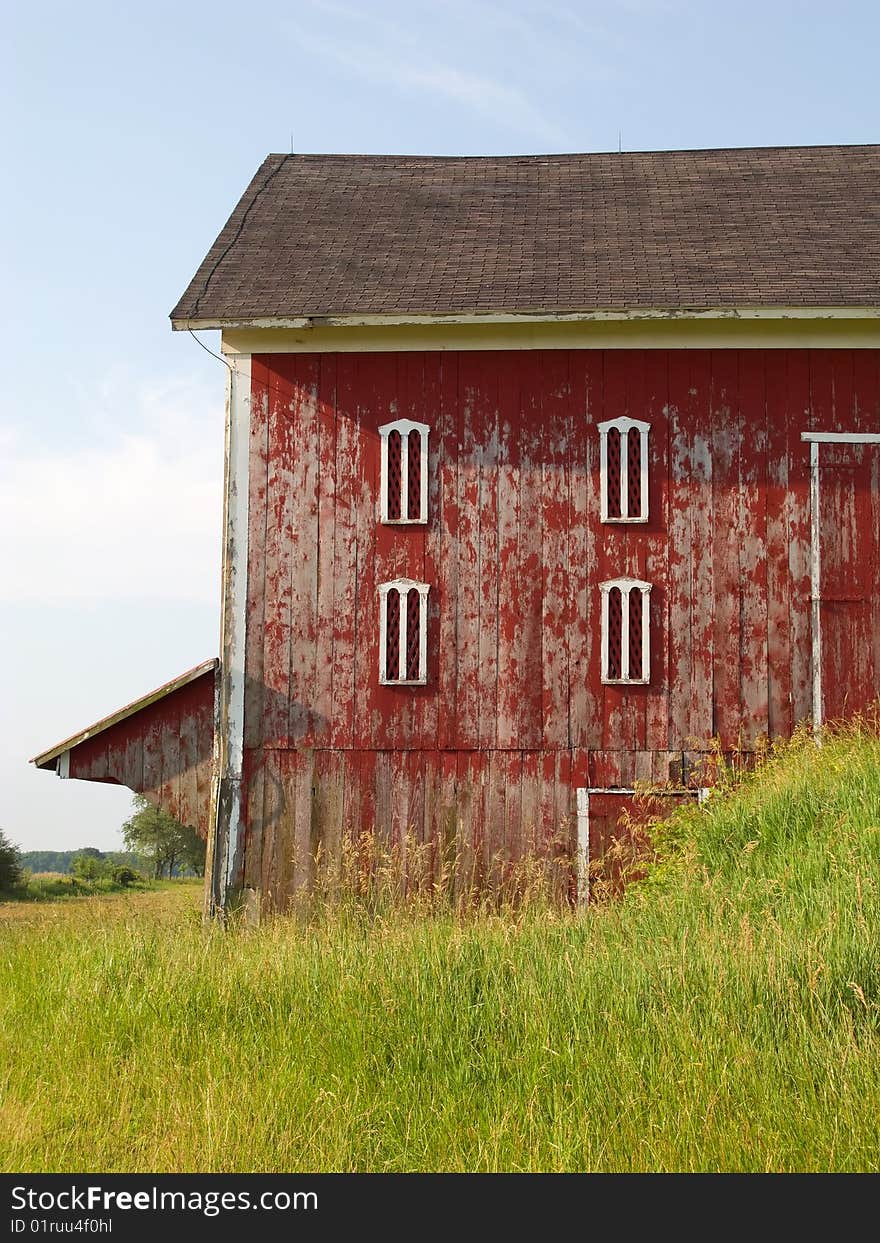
(171, 145), (880, 325)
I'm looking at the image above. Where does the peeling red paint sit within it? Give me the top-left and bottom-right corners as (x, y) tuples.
(236, 347), (880, 910)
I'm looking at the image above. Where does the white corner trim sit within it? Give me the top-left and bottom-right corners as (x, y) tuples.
(576, 787), (589, 907)
(213, 353), (252, 905)
(57, 751), (70, 780)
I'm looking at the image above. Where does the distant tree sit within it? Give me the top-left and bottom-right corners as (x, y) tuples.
(110, 864), (141, 888)
(0, 828), (23, 892)
(121, 796), (206, 879)
(20, 850), (70, 874)
(70, 852), (109, 882)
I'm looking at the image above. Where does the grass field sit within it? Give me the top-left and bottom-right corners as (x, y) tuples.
(2, 725), (879, 1172)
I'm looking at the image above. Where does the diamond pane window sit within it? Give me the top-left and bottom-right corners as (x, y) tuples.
(386, 431), (402, 521)
(379, 580), (430, 685)
(600, 578), (652, 684)
(598, 418), (650, 523)
(379, 419), (429, 524)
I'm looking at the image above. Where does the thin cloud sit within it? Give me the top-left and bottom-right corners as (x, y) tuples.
(288, 9), (571, 147)
(0, 375), (223, 605)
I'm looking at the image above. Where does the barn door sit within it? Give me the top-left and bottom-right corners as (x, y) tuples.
(807, 434), (880, 730)
(575, 787), (701, 903)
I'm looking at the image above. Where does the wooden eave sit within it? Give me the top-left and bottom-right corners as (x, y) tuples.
(171, 306), (880, 331)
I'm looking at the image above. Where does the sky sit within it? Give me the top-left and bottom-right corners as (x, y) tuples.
(2, 0), (879, 851)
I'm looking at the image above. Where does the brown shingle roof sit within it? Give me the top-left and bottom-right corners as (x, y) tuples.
(170, 146), (880, 323)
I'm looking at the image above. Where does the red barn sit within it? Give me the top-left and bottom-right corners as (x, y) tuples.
(33, 146), (880, 916)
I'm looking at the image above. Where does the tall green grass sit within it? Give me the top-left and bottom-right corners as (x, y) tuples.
(2, 723), (879, 1171)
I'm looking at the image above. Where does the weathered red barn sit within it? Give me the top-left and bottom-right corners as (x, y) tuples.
(34, 146), (880, 916)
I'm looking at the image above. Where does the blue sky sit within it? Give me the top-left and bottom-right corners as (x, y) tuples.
(3, 0), (879, 851)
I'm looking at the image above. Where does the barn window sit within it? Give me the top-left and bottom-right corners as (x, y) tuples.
(378, 579), (430, 685)
(600, 578), (652, 684)
(598, 417), (650, 522)
(379, 419), (429, 524)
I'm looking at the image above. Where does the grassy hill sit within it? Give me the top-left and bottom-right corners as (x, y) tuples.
(1, 723), (878, 1172)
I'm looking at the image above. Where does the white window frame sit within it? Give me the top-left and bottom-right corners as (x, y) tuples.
(600, 577), (652, 685)
(378, 418), (430, 524)
(598, 417), (650, 523)
(378, 579), (430, 685)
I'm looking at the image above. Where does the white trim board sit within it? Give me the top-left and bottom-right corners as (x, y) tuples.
(219, 318), (880, 356)
(178, 306), (880, 332)
(209, 353), (252, 917)
(801, 432), (880, 443)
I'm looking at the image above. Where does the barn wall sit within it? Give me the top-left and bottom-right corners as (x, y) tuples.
(67, 674), (215, 836)
(239, 347), (880, 908)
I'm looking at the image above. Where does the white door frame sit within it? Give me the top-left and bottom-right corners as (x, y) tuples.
(575, 786), (707, 906)
(802, 432), (880, 737)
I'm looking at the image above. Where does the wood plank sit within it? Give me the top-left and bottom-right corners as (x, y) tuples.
(475, 356), (501, 750)
(484, 750), (506, 888)
(415, 353), (443, 749)
(569, 351), (602, 750)
(710, 350), (742, 744)
(259, 748), (280, 910)
(738, 351), (769, 743)
(456, 352), (483, 749)
(244, 358), (270, 748)
(311, 749), (343, 885)
(786, 351), (813, 727)
(765, 351), (793, 738)
(314, 355), (338, 740)
(288, 356), (321, 745)
(262, 356), (295, 747)
(242, 749), (265, 893)
(599, 351), (633, 751)
(273, 750), (298, 911)
(330, 357), (359, 748)
(517, 361), (544, 749)
(519, 750), (541, 860)
(436, 354), (460, 749)
(496, 356), (522, 748)
(667, 351), (693, 747)
(291, 748), (315, 901)
(539, 351), (571, 749)
(687, 352), (715, 745)
(177, 697), (200, 831)
(643, 350), (670, 752)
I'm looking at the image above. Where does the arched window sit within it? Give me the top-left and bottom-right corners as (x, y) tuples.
(378, 579), (430, 685)
(379, 419), (429, 524)
(600, 577), (652, 684)
(598, 417), (650, 522)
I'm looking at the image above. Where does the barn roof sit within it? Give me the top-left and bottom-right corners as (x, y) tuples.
(171, 145), (880, 327)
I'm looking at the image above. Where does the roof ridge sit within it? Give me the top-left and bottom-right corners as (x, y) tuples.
(261, 143), (880, 160)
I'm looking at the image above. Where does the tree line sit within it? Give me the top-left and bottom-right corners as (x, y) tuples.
(0, 797), (206, 894)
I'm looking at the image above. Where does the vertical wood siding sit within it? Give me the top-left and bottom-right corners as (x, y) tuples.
(66, 673), (216, 836)
(241, 348), (880, 908)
